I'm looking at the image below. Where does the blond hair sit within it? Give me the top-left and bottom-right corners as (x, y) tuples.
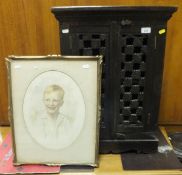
(43, 84), (64, 99)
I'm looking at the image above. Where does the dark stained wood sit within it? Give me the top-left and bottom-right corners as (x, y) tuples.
(52, 6), (176, 153)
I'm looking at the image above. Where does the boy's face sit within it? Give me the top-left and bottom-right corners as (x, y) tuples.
(44, 91), (63, 116)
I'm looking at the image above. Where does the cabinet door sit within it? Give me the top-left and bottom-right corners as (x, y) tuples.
(113, 24), (156, 137)
(60, 25), (111, 139)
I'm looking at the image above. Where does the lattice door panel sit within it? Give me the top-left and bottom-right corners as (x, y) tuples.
(74, 33), (109, 133)
(116, 34), (149, 133)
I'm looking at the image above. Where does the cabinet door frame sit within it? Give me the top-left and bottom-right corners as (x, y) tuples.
(60, 21), (167, 139)
(60, 23), (114, 139)
(112, 22), (157, 136)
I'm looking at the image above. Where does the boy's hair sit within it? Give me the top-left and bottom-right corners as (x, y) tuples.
(43, 84), (64, 99)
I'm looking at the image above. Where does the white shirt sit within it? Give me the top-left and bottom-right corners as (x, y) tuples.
(32, 112), (71, 149)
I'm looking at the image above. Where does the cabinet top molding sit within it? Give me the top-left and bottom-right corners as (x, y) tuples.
(52, 6), (177, 12)
(51, 6), (177, 21)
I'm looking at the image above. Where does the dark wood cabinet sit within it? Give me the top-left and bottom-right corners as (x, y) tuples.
(52, 6), (177, 153)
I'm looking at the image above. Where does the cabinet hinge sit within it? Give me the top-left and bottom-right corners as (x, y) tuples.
(69, 35), (72, 50)
(154, 36), (157, 49)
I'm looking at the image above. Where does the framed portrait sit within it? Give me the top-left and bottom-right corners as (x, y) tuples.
(6, 55), (102, 166)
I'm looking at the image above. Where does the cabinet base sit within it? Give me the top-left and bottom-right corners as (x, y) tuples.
(99, 132), (159, 153)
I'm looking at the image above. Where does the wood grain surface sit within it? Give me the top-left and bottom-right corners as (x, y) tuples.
(0, 0), (182, 125)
